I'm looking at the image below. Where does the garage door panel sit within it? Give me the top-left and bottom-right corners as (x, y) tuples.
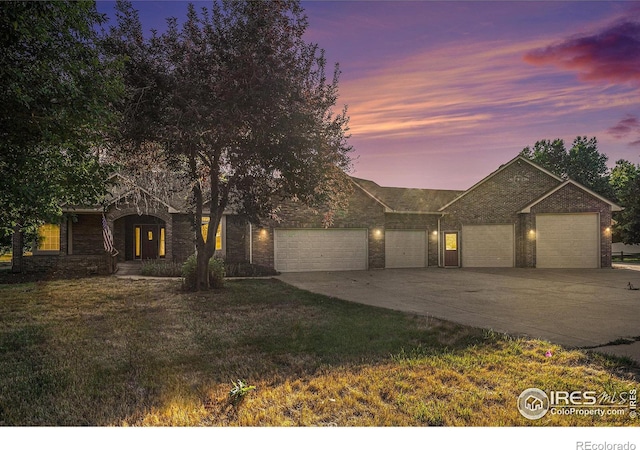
(274, 229), (367, 272)
(385, 230), (426, 268)
(536, 214), (599, 268)
(462, 225), (514, 267)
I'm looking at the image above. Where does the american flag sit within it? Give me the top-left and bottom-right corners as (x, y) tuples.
(102, 214), (115, 254)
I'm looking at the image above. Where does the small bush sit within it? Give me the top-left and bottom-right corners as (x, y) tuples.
(224, 261), (279, 278)
(181, 254), (225, 290)
(140, 260), (183, 277)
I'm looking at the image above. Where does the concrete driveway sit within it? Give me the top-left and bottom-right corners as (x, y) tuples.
(278, 268), (640, 361)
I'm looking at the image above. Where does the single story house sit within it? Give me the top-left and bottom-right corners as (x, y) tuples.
(19, 155), (622, 275)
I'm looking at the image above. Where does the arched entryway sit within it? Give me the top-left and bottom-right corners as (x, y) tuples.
(113, 214), (168, 261)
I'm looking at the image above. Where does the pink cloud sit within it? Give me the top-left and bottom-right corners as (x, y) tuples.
(524, 21), (640, 85)
(339, 38), (633, 142)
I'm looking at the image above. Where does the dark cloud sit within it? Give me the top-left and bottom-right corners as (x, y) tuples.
(608, 114), (640, 138)
(524, 20), (640, 85)
(608, 114), (640, 147)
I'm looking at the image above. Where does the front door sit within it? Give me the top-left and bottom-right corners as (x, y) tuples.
(444, 232), (459, 267)
(141, 225), (158, 259)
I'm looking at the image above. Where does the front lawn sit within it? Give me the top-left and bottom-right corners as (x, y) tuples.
(0, 277), (637, 426)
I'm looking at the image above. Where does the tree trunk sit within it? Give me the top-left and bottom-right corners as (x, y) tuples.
(11, 225), (23, 274)
(196, 249), (210, 291)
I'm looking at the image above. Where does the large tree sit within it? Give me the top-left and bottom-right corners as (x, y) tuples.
(109, 0), (353, 290)
(520, 136), (613, 198)
(0, 1), (122, 271)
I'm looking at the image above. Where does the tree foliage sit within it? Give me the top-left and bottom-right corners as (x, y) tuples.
(108, 0), (353, 290)
(610, 159), (640, 245)
(0, 1), (122, 261)
(520, 136), (613, 198)
(521, 137), (640, 244)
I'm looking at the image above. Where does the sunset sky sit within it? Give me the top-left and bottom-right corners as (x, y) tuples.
(97, 1), (640, 190)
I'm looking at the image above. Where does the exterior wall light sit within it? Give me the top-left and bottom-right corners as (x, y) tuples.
(259, 228), (268, 239)
(528, 229), (536, 238)
(604, 227), (611, 235)
(374, 229), (383, 238)
(432, 230), (438, 236)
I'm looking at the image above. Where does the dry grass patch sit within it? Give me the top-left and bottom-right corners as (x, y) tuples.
(0, 277), (637, 426)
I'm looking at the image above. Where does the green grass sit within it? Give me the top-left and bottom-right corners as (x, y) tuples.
(0, 277), (637, 426)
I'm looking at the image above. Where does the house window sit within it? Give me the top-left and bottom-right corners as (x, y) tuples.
(445, 233), (457, 251)
(159, 227), (166, 257)
(201, 217), (222, 250)
(37, 223), (60, 251)
(135, 226), (141, 257)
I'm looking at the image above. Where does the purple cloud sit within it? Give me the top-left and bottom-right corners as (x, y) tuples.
(607, 114), (640, 147)
(524, 20), (640, 85)
(608, 114), (640, 138)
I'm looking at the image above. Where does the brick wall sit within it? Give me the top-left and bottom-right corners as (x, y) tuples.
(251, 185), (387, 269)
(385, 213), (440, 266)
(171, 214), (194, 263)
(225, 215), (249, 263)
(22, 254), (110, 276)
(70, 214), (103, 255)
(441, 158), (561, 267)
(530, 183), (614, 268)
(251, 225), (275, 268)
(441, 159), (560, 227)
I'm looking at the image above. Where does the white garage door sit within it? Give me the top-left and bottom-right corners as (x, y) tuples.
(536, 214), (599, 268)
(462, 224), (514, 267)
(385, 230), (427, 268)
(274, 229), (367, 272)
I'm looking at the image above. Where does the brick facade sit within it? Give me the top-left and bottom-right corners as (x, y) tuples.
(384, 213), (440, 266)
(23, 254), (110, 276)
(15, 157), (619, 275)
(69, 214), (103, 255)
(441, 158), (617, 268)
(225, 215), (249, 263)
(441, 158), (560, 227)
(250, 185), (387, 269)
(529, 183), (613, 268)
(171, 214), (194, 263)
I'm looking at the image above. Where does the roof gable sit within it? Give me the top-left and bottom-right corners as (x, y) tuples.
(104, 174), (182, 213)
(520, 179), (623, 213)
(438, 156), (563, 211)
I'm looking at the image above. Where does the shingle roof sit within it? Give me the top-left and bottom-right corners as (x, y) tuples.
(351, 177), (463, 213)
